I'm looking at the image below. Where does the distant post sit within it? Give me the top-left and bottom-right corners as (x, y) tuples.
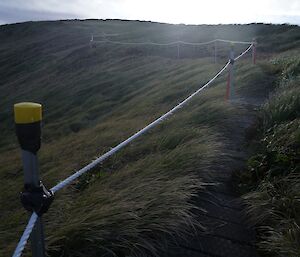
(90, 34), (94, 48)
(214, 40), (217, 64)
(252, 38), (257, 65)
(14, 103), (48, 257)
(226, 44), (235, 101)
(177, 43), (180, 59)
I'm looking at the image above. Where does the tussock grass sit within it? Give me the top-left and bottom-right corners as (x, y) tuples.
(244, 172), (300, 256)
(47, 167), (202, 257)
(1, 20), (299, 256)
(239, 52), (300, 257)
(263, 87), (300, 128)
(262, 56), (300, 128)
(44, 107), (226, 257)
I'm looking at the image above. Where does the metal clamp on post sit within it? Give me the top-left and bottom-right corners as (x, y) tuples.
(21, 182), (54, 216)
(14, 102), (52, 257)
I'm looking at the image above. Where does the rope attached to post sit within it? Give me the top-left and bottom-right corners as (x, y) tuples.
(11, 43), (254, 257)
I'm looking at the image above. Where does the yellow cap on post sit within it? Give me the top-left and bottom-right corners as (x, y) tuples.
(14, 102), (42, 124)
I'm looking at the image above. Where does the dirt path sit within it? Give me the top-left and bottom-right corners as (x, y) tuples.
(164, 95), (264, 257)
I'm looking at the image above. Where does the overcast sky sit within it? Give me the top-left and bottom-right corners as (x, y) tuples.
(0, 0), (300, 25)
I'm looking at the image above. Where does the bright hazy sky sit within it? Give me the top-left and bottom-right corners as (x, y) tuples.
(0, 0), (300, 25)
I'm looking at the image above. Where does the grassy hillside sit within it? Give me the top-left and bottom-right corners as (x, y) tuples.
(0, 20), (299, 256)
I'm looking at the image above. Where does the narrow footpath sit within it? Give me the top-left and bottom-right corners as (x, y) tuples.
(164, 93), (266, 257)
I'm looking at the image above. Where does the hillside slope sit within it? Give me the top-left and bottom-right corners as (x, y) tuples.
(0, 20), (299, 256)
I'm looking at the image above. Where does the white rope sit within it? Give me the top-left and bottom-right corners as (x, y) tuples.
(12, 213), (38, 257)
(217, 39), (253, 45)
(11, 42), (253, 257)
(93, 38), (253, 47)
(94, 39), (214, 46)
(50, 60), (230, 193)
(234, 44), (253, 61)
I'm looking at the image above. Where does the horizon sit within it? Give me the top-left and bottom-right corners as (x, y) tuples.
(0, 0), (299, 26)
(1, 18), (300, 27)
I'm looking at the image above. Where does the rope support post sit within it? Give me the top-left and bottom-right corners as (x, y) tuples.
(252, 38), (257, 65)
(90, 34), (95, 48)
(226, 44), (235, 101)
(14, 102), (52, 257)
(214, 40), (217, 63)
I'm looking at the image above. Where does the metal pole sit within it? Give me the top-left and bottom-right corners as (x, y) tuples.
(14, 102), (45, 257)
(252, 38), (257, 65)
(90, 34), (94, 48)
(226, 44), (235, 101)
(214, 40), (217, 64)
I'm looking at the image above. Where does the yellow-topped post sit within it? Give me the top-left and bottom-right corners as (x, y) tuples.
(14, 102), (45, 257)
(14, 102), (42, 124)
(14, 102), (42, 155)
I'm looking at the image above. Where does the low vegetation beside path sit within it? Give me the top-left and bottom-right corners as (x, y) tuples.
(237, 51), (300, 257)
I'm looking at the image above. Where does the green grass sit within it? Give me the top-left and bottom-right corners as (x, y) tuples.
(236, 51), (300, 257)
(0, 20), (299, 256)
